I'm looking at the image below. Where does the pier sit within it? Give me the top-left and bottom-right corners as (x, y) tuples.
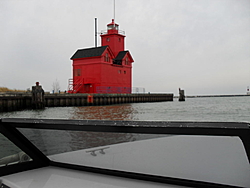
(0, 93), (173, 112)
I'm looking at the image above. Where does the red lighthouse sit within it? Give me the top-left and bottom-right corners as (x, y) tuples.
(69, 19), (134, 94)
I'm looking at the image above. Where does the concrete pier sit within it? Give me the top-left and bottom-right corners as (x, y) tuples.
(0, 93), (173, 112)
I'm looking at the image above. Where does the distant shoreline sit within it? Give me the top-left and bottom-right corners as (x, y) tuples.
(174, 94), (250, 98)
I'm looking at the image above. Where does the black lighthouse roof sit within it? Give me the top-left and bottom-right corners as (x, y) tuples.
(71, 46), (108, 60)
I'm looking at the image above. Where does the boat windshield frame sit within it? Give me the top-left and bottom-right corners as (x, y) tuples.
(0, 118), (250, 188)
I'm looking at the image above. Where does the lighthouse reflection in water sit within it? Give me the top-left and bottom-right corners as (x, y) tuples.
(72, 104), (137, 120)
(18, 104), (165, 157)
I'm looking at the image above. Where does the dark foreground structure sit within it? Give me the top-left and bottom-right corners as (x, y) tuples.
(179, 88), (185, 101)
(0, 93), (173, 112)
(31, 82), (45, 110)
(0, 119), (250, 187)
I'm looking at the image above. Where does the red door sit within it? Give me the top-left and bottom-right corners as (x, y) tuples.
(84, 84), (94, 93)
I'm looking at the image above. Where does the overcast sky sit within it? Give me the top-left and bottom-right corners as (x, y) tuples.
(0, 0), (249, 95)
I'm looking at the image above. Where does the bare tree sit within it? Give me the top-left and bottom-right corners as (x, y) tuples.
(52, 79), (60, 93)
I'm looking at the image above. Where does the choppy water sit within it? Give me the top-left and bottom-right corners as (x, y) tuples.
(1, 96), (250, 159)
(1, 96), (250, 122)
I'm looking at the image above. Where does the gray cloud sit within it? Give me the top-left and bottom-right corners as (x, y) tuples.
(0, 0), (249, 95)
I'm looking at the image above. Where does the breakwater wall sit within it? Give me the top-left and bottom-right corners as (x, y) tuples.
(0, 93), (173, 112)
(185, 94), (250, 98)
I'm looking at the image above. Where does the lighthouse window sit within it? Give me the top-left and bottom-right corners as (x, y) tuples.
(74, 69), (81, 77)
(107, 25), (118, 30)
(105, 53), (110, 62)
(106, 38), (110, 42)
(124, 71), (126, 74)
(77, 69), (81, 76)
(107, 25), (113, 30)
(75, 69), (81, 76)
(125, 57), (129, 65)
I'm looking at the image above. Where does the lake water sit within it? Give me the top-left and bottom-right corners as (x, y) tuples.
(0, 96), (250, 122)
(1, 96), (250, 163)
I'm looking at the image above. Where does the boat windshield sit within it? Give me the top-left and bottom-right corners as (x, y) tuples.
(0, 133), (32, 167)
(17, 127), (250, 187)
(1, 119), (250, 187)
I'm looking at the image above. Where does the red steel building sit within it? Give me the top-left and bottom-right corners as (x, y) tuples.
(69, 19), (134, 94)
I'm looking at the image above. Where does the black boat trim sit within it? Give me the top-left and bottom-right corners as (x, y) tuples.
(0, 118), (249, 188)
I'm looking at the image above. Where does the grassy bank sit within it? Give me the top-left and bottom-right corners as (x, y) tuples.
(0, 87), (26, 93)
